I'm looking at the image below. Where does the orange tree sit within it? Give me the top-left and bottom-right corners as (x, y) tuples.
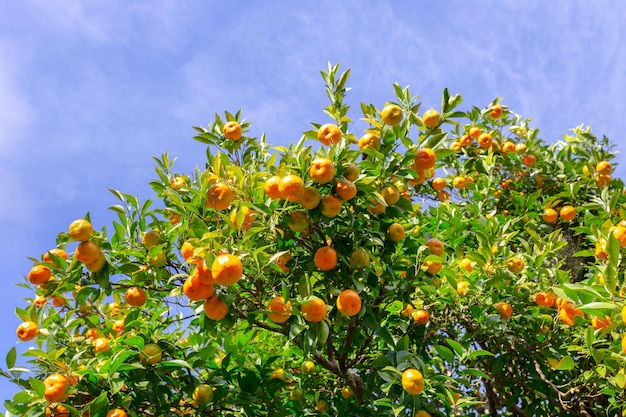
(3, 63), (626, 417)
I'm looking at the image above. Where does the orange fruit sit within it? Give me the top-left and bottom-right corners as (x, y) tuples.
(456, 281), (470, 296)
(43, 373), (69, 402)
(386, 223), (405, 242)
(320, 195), (342, 218)
(317, 123), (342, 146)
(278, 174), (305, 202)
(515, 143), (527, 153)
(267, 296), (292, 323)
(477, 133), (493, 148)
(596, 160), (612, 175)
(542, 208), (557, 223)
(349, 248), (370, 269)
(452, 176), (467, 189)
(300, 186), (322, 209)
(183, 275), (214, 301)
(181, 239), (201, 264)
(106, 409), (127, 417)
(335, 180), (357, 201)
(381, 185), (400, 205)
(595, 238), (609, 260)
(341, 387), (353, 399)
(33, 295), (47, 308)
(52, 295), (66, 307)
(206, 182), (234, 210)
(112, 319), (124, 334)
(413, 148), (436, 170)
(425, 238), (444, 256)
(230, 206), (256, 231)
(314, 246), (337, 271)
(170, 176), (186, 190)
(223, 121), (242, 140)
(140, 343), (163, 365)
(85, 328), (99, 339)
(301, 296), (327, 322)
(458, 258), (473, 272)
(495, 301), (513, 319)
(85, 253), (107, 272)
(125, 286), (147, 307)
(559, 303), (583, 326)
(309, 158), (335, 184)
(559, 205), (576, 222)
(401, 304), (414, 317)
(432, 177), (446, 191)
(192, 260), (214, 285)
(46, 404), (69, 417)
(275, 252), (293, 272)
(93, 337), (110, 354)
(422, 109), (440, 128)
(595, 174), (611, 187)
(591, 316), (611, 331)
(204, 295), (229, 320)
(358, 133), (381, 151)
(412, 309), (429, 325)
(288, 210), (310, 233)
(449, 141), (461, 152)
(212, 254), (243, 286)
(489, 104), (502, 119)
(28, 265), (51, 285)
(366, 197), (386, 214)
(141, 230), (162, 249)
(315, 399), (329, 412)
(264, 175), (283, 199)
(535, 292), (556, 308)
(415, 411), (432, 417)
(501, 141), (516, 155)
(507, 257), (525, 274)
(424, 261), (443, 274)
(523, 154), (537, 167)
(342, 162), (361, 181)
(69, 219), (93, 242)
(401, 368), (424, 395)
(193, 383), (214, 404)
(336, 289), (362, 317)
(459, 134), (472, 147)
(438, 191), (450, 202)
(16, 321), (38, 341)
(622, 335), (626, 354)
(612, 225), (626, 247)
(381, 104), (403, 126)
(75, 241), (101, 264)
(43, 248), (69, 267)
(468, 127), (481, 138)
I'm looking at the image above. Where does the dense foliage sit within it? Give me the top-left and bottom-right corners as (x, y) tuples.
(4, 64), (626, 417)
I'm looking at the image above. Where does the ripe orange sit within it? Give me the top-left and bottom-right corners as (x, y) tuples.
(140, 343), (163, 365)
(181, 239), (200, 264)
(274, 251), (293, 272)
(33, 295), (47, 308)
(183, 275), (214, 301)
(288, 210), (310, 233)
(595, 174), (611, 187)
(43, 248), (69, 267)
(559, 303), (583, 326)
(495, 302), (513, 319)
(515, 143), (527, 154)
(452, 176), (467, 189)
(477, 133), (493, 148)
(223, 121), (242, 140)
(314, 246), (337, 271)
(342, 162), (361, 181)
(468, 126), (481, 138)
(401, 304), (414, 317)
(69, 219), (93, 242)
(559, 205), (576, 222)
(535, 292), (556, 308)
(412, 309), (429, 325)
(112, 319), (124, 334)
(458, 258), (473, 272)
(125, 286), (147, 306)
(507, 257), (525, 274)
(424, 261), (443, 274)
(28, 265), (51, 285)
(300, 186), (322, 209)
(43, 373), (69, 402)
(413, 148), (436, 170)
(106, 409), (127, 417)
(85, 253), (107, 272)
(141, 230), (162, 249)
(335, 180), (357, 201)
(459, 134), (472, 147)
(192, 260), (214, 285)
(381, 185), (400, 205)
(591, 316), (611, 331)
(523, 154), (537, 167)
(320, 195), (342, 218)
(336, 289), (362, 317)
(204, 295), (229, 320)
(314, 399), (329, 412)
(341, 387), (353, 399)
(358, 133), (381, 151)
(381, 104), (403, 126)
(148, 250), (167, 268)
(501, 141), (516, 155)
(542, 208), (558, 223)
(366, 197), (386, 214)
(264, 175), (283, 199)
(301, 296), (327, 322)
(309, 158), (335, 184)
(432, 177), (446, 191)
(46, 404), (69, 417)
(456, 281), (470, 296)
(85, 328), (99, 340)
(278, 174), (305, 202)
(170, 176), (186, 190)
(425, 238), (444, 256)
(386, 223), (405, 242)
(595, 238), (609, 260)
(267, 296), (292, 323)
(93, 337), (110, 354)
(596, 160), (612, 175)
(612, 225), (626, 248)
(349, 248), (370, 269)
(230, 206), (256, 231)
(317, 123), (342, 146)
(489, 104), (502, 118)
(401, 368), (424, 395)
(212, 254), (243, 286)
(16, 321), (38, 341)
(422, 109), (440, 129)
(206, 182), (234, 210)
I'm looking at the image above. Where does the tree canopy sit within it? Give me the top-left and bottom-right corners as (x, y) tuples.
(4, 64), (626, 417)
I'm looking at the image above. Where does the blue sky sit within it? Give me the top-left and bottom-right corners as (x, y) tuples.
(1, 1), (625, 399)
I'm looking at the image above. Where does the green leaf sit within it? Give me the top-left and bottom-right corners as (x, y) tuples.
(29, 377), (45, 399)
(550, 356), (575, 371)
(433, 344), (454, 363)
(445, 338), (464, 357)
(5, 347), (16, 369)
(578, 302), (617, 313)
(160, 359), (192, 369)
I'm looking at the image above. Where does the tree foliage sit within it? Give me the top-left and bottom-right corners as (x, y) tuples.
(4, 64), (626, 417)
